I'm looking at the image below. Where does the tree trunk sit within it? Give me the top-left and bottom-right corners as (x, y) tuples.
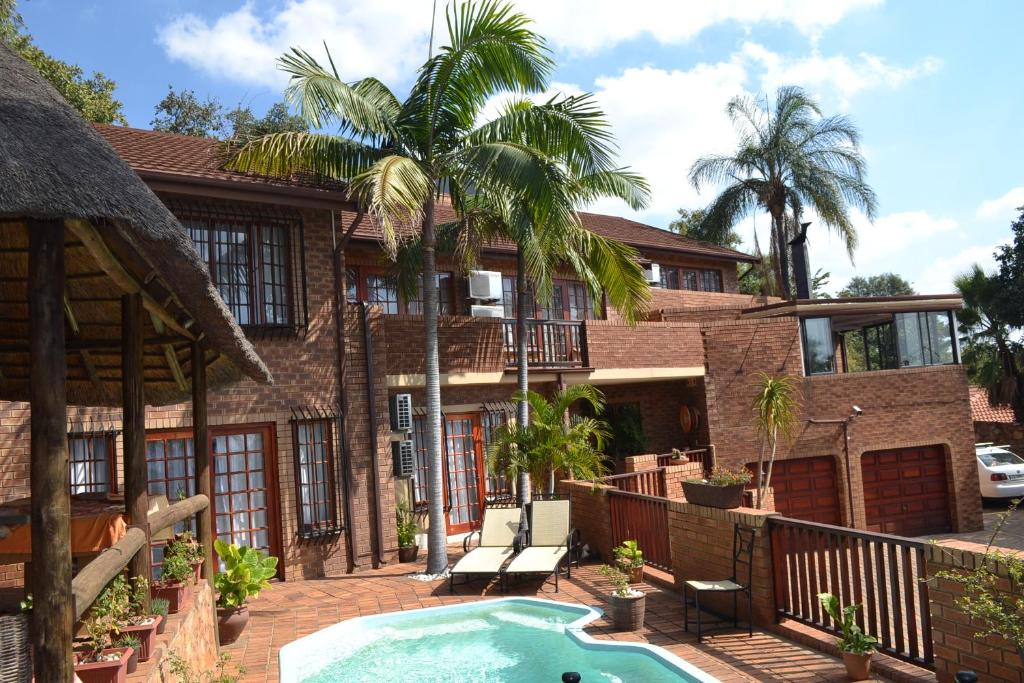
(515, 249), (531, 506)
(754, 442), (766, 509)
(762, 426), (779, 506)
(422, 194), (449, 574)
(770, 205), (792, 300)
(995, 332), (1024, 422)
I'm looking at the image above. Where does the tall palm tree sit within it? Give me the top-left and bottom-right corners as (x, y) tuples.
(956, 264), (1024, 421)
(227, 1), (590, 574)
(752, 372), (801, 509)
(689, 86), (877, 299)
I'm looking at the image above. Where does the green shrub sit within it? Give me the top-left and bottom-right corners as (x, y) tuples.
(613, 540), (644, 569)
(396, 502), (417, 548)
(213, 539), (278, 609)
(818, 593), (877, 655)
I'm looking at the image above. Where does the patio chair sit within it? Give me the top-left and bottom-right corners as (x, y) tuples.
(449, 505), (523, 593)
(683, 524), (756, 641)
(503, 499), (577, 592)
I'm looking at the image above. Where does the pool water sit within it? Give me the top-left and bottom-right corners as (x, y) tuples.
(280, 598), (718, 683)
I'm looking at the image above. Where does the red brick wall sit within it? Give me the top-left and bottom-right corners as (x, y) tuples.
(584, 320), (704, 369)
(381, 315), (505, 376)
(601, 380), (709, 453)
(558, 479), (614, 563)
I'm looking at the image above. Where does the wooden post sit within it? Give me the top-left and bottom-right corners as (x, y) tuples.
(28, 219), (73, 681)
(191, 342), (215, 584)
(122, 292), (152, 608)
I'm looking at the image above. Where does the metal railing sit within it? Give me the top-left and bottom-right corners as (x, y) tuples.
(502, 319), (587, 368)
(608, 490), (671, 570)
(768, 516), (933, 668)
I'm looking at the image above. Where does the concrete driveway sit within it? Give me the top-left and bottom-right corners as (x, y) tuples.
(926, 499), (1024, 552)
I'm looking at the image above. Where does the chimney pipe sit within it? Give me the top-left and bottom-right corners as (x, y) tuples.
(789, 222), (812, 299)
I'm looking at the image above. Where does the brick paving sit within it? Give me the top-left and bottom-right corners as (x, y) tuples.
(927, 499), (1024, 552)
(222, 550), (900, 682)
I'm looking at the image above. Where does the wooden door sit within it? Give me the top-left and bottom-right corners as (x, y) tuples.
(861, 445), (952, 536)
(753, 456), (842, 525)
(444, 414), (486, 534)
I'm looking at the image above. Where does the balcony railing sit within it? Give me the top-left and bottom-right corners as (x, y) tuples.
(502, 319), (587, 368)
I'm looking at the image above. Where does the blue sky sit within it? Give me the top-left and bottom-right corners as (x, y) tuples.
(19, 0), (1024, 294)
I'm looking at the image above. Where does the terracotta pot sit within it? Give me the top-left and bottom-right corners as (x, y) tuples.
(681, 481), (745, 509)
(151, 582), (190, 614)
(841, 651), (872, 680)
(618, 562), (644, 584)
(117, 615), (162, 661)
(123, 646), (138, 675)
(398, 544), (419, 563)
(74, 647), (133, 683)
(606, 592), (646, 631)
(217, 604), (250, 645)
(155, 613), (167, 635)
(192, 558), (204, 583)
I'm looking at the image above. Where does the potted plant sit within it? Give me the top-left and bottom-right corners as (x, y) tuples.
(818, 593), (877, 680)
(613, 539), (645, 584)
(681, 466), (753, 509)
(151, 542), (194, 614)
(213, 539), (278, 645)
(119, 576), (162, 662)
(74, 612), (134, 683)
(599, 564), (645, 631)
(113, 635), (140, 675)
(150, 598), (169, 635)
(396, 502), (419, 563)
(169, 531), (205, 582)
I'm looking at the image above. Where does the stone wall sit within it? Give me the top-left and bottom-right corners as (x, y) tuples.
(130, 582), (219, 682)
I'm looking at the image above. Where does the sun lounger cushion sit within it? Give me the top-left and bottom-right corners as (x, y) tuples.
(505, 545), (568, 574)
(451, 546), (515, 574)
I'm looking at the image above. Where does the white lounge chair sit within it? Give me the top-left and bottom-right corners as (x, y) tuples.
(449, 505), (523, 593)
(503, 498), (576, 592)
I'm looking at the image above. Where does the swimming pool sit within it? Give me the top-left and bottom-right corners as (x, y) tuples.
(279, 597), (720, 682)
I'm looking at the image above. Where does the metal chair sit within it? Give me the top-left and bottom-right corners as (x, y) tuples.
(683, 524), (756, 641)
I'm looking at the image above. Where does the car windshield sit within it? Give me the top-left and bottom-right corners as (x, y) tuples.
(978, 449), (1024, 466)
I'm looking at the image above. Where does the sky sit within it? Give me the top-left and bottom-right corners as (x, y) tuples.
(18, 0), (1024, 294)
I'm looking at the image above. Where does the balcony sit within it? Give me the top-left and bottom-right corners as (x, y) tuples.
(502, 319), (587, 369)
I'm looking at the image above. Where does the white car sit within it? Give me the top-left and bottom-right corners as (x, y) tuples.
(976, 443), (1024, 499)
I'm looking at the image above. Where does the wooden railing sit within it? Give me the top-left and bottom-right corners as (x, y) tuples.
(71, 494), (209, 621)
(503, 319), (587, 368)
(768, 516), (933, 668)
(657, 446), (715, 477)
(608, 490), (671, 570)
(602, 469), (667, 497)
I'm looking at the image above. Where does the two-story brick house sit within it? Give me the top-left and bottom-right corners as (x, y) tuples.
(0, 125), (982, 586)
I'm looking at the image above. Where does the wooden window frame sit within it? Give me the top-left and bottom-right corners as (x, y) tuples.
(291, 418), (341, 539)
(410, 416), (432, 509)
(500, 274), (599, 321)
(353, 267), (455, 315)
(68, 431), (117, 495)
(659, 266), (723, 293)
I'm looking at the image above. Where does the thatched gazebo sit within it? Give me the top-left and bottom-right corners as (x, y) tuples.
(0, 43), (272, 678)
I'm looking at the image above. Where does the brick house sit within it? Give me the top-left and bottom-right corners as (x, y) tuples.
(0, 125), (983, 585)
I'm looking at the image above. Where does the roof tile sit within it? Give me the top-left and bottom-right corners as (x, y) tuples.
(969, 385), (1017, 423)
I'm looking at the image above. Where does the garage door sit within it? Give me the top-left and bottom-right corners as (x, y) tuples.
(861, 446), (952, 536)
(748, 456), (842, 525)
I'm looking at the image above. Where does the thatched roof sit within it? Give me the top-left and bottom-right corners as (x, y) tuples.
(0, 44), (272, 406)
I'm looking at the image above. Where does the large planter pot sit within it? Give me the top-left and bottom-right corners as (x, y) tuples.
(398, 544), (419, 563)
(117, 616), (162, 661)
(841, 651), (872, 680)
(681, 481), (745, 509)
(74, 647), (133, 683)
(618, 562), (644, 584)
(606, 592), (646, 631)
(151, 581), (191, 614)
(217, 604), (250, 645)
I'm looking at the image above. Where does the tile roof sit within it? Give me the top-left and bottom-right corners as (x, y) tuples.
(969, 385), (1017, 423)
(95, 124), (756, 263)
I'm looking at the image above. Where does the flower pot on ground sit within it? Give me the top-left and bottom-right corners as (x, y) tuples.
(599, 565), (646, 631)
(167, 531), (205, 583)
(150, 598), (169, 635)
(818, 593), (877, 680)
(396, 502), (420, 563)
(75, 611), (133, 683)
(118, 616), (161, 662)
(74, 647), (134, 683)
(113, 635), (140, 674)
(613, 539), (645, 584)
(214, 538), (278, 645)
(398, 545), (419, 563)
(153, 538), (198, 614)
(681, 466), (753, 509)
(151, 582), (190, 614)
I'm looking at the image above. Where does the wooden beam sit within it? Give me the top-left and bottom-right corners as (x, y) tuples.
(191, 343), (215, 587)
(71, 527), (147, 622)
(151, 314), (188, 391)
(65, 219), (195, 341)
(122, 292), (152, 610)
(29, 218), (73, 682)
(148, 494), (210, 537)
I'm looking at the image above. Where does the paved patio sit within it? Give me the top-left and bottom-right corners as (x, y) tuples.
(222, 551), (905, 682)
(928, 499), (1024, 551)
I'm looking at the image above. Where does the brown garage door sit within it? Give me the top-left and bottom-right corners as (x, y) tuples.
(748, 456), (842, 525)
(861, 446), (952, 536)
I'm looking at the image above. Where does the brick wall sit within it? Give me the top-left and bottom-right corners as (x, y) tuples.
(584, 320), (704, 369)
(381, 314), (505, 376)
(601, 380), (709, 453)
(558, 479), (615, 563)
(925, 539), (1024, 683)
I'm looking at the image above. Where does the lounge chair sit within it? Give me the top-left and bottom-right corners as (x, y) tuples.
(503, 499), (576, 592)
(449, 505), (523, 593)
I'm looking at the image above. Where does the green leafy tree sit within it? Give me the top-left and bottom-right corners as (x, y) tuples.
(226, 101), (308, 141)
(227, 0), (596, 574)
(837, 273), (916, 298)
(811, 268), (830, 298)
(486, 385), (610, 493)
(669, 208), (742, 250)
(151, 86), (226, 137)
(752, 373), (801, 508)
(993, 208), (1024, 327)
(689, 86), (877, 299)
(1, 0), (126, 124)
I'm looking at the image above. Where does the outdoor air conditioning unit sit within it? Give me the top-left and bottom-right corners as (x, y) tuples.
(392, 440), (415, 477)
(389, 393), (412, 432)
(468, 270), (502, 301)
(471, 304), (505, 318)
(643, 263), (661, 285)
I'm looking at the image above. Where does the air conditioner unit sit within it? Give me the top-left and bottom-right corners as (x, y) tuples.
(643, 263), (661, 285)
(389, 393), (412, 432)
(471, 304), (505, 318)
(468, 270), (502, 300)
(392, 440), (415, 478)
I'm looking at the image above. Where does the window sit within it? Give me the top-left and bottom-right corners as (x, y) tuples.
(356, 270), (453, 315)
(682, 270), (699, 291)
(292, 419), (340, 538)
(345, 267), (358, 304)
(410, 416), (432, 508)
(801, 317), (836, 375)
(145, 433), (196, 578)
(365, 273), (400, 314)
(69, 432), (116, 494)
(894, 311), (957, 368)
(481, 408), (514, 500)
(658, 266), (721, 292)
(406, 272), (454, 315)
(659, 267), (680, 290)
(700, 270), (722, 292)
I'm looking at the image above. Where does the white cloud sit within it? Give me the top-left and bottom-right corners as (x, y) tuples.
(976, 186), (1024, 222)
(914, 243), (1005, 295)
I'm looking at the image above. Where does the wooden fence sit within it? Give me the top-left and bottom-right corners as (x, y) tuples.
(602, 469), (666, 497)
(608, 489), (671, 570)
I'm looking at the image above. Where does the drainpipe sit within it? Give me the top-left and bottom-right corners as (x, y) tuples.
(808, 407), (861, 526)
(362, 301), (387, 566)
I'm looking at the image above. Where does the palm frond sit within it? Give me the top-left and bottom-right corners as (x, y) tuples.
(224, 131), (381, 180)
(349, 155), (431, 255)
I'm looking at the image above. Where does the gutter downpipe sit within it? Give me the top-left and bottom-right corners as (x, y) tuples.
(808, 416), (856, 527)
(362, 300), (387, 566)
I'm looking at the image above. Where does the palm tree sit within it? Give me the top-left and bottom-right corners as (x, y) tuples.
(486, 384), (610, 493)
(226, 1), (589, 574)
(752, 372), (801, 509)
(956, 264), (1024, 421)
(689, 86), (877, 299)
